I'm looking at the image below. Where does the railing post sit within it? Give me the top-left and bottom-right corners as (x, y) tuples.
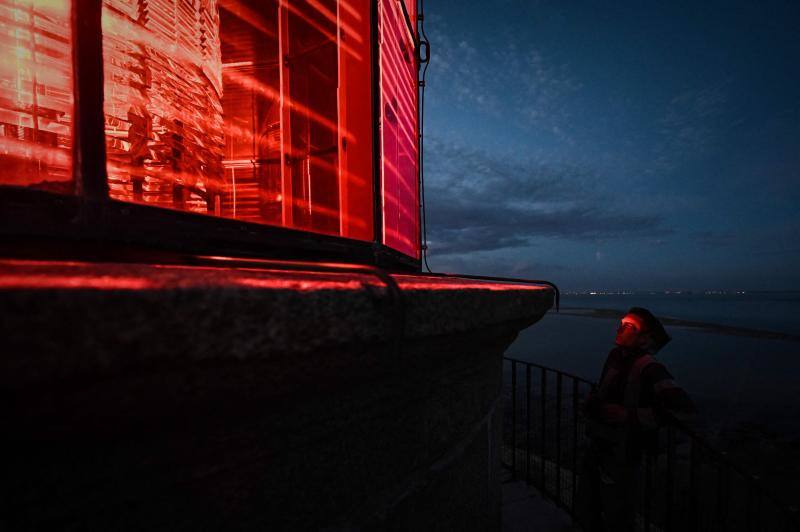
(748, 477), (761, 532)
(644, 453), (653, 532)
(526, 364), (531, 484)
(511, 360), (517, 479)
(502, 358), (799, 532)
(540, 368), (547, 493)
(665, 426), (674, 532)
(715, 460), (726, 532)
(689, 437), (699, 532)
(572, 378), (579, 514)
(787, 507), (800, 532)
(555, 372), (562, 504)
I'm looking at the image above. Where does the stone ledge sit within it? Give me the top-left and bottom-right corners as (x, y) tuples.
(0, 258), (554, 530)
(0, 259), (553, 391)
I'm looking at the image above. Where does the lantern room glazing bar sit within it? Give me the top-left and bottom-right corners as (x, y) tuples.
(73, 0), (108, 200)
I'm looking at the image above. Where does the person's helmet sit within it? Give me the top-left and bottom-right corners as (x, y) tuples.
(626, 307), (671, 351)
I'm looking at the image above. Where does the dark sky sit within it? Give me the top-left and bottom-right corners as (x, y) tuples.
(421, 0), (800, 291)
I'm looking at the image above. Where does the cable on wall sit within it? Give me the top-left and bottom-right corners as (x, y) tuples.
(411, 1), (560, 310)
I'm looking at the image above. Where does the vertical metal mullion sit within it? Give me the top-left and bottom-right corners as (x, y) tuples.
(73, 0), (108, 201)
(370, 0), (383, 248)
(336, 0), (345, 237)
(411, 0), (422, 260)
(278, 1), (294, 227)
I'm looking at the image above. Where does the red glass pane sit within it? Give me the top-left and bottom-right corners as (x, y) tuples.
(380, 0), (418, 258)
(219, 1), (281, 223)
(404, 0), (415, 33)
(103, 0), (225, 212)
(286, 0), (341, 234)
(0, 0), (73, 193)
(102, 0), (373, 241)
(338, 0), (374, 241)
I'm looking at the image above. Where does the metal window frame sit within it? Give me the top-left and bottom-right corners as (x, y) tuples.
(0, 0), (421, 272)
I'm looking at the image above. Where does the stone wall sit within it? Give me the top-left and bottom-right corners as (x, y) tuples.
(1, 260), (553, 530)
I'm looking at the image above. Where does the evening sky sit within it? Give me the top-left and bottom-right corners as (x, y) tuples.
(422, 0), (800, 291)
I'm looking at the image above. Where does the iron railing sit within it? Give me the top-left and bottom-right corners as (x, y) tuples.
(502, 357), (800, 531)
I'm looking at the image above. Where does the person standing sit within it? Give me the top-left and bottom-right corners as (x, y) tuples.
(576, 307), (696, 532)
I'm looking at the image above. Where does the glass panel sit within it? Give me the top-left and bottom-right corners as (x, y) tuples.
(0, 0), (73, 192)
(103, 0), (225, 212)
(380, 0), (418, 258)
(285, 0), (340, 234)
(404, 0), (415, 33)
(102, 0), (374, 241)
(219, 0), (281, 223)
(338, 0), (373, 241)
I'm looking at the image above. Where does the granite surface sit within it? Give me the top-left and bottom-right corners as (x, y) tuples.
(0, 259), (553, 391)
(1, 258), (554, 530)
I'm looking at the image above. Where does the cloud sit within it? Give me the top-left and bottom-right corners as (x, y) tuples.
(751, 247), (800, 256)
(426, 24), (501, 115)
(502, 46), (583, 142)
(651, 81), (729, 172)
(430, 252), (570, 280)
(423, 137), (671, 257)
(425, 23), (582, 140)
(691, 230), (737, 247)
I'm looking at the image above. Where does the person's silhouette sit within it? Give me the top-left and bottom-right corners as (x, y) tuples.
(576, 307), (696, 532)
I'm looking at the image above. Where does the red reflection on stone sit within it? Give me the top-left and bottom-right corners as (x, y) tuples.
(0, 274), (155, 290)
(0, 259), (551, 294)
(393, 276), (549, 292)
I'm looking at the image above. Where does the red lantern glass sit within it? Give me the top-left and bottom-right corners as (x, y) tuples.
(379, 0), (418, 258)
(0, 0), (74, 193)
(101, 0), (376, 242)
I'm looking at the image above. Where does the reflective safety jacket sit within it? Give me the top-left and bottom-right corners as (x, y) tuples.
(585, 346), (696, 462)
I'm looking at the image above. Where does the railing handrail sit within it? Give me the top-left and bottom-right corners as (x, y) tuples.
(503, 357), (595, 388)
(503, 356), (800, 530)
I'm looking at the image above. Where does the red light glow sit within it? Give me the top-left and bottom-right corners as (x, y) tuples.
(621, 315), (644, 332)
(1, 1), (421, 259)
(100, 0), (377, 242)
(0, 258), (552, 293)
(0, 274), (155, 290)
(393, 275), (549, 292)
(0, 0), (73, 191)
(379, 0), (419, 258)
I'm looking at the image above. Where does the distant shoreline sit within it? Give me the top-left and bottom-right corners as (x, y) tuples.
(558, 307), (800, 342)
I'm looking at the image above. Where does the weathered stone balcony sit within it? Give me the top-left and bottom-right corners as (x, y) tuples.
(1, 259), (554, 530)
